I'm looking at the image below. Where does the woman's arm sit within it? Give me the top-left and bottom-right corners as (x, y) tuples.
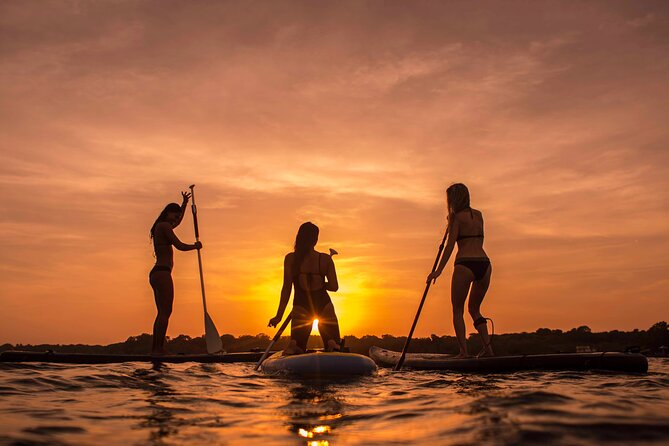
(427, 217), (459, 282)
(269, 254), (293, 327)
(325, 256), (339, 292)
(158, 222), (200, 251)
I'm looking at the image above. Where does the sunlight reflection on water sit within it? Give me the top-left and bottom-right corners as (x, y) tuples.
(0, 359), (668, 445)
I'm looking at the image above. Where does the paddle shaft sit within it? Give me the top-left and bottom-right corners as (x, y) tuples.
(254, 313), (292, 371)
(189, 186), (208, 313)
(394, 228), (448, 371)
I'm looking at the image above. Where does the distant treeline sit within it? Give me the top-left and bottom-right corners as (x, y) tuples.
(2, 322), (667, 357)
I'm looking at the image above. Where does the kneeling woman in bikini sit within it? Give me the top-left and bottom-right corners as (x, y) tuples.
(269, 222), (342, 355)
(149, 191), (202, 356)
(427, 183), (494, 358)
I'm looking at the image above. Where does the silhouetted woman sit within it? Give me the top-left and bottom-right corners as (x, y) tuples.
(269, 222), (342, 355)
(427, 183), (494, 358)
(149, 191), (202, 356)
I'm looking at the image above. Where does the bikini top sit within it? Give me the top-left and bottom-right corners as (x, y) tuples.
(457, 233), (484, 240)
(153, 238), (172, 248)
(153, 223), (174, 247)
(293, 253), (326, 291)
(456, 207), (484, 241)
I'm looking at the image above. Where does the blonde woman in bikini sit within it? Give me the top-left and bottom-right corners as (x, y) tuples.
(427, 183), (494, 358)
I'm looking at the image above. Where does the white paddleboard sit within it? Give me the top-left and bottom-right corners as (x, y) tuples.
(261, 351), (377, 377)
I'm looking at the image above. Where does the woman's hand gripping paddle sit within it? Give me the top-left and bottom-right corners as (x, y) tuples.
(254, 248), (338, 370)
(189, 184), (224, 355)
(394, 229), (448, 371)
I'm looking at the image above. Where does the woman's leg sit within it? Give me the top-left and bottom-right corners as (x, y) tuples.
(469, 264), (493, 356)
(288, 305), (310, 354)
(318, 303), (341, 351)
(150, 271), (174, 355)
(451, 266), (474, 358)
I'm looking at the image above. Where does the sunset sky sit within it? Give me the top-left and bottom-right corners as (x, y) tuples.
(1, 1), (668, 344)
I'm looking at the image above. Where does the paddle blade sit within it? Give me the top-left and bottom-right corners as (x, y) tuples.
(204, 312), (223, 354)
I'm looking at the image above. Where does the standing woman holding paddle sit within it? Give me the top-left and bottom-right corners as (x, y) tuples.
(269, 222), (342, 355)
(149, 192), (202, 356)
(427, 183), (494, 358)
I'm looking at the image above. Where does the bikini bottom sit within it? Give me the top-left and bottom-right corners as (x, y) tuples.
(149, 265), (172, 277)
(454, 258), (491, 281)
(291, 293), (340, 351)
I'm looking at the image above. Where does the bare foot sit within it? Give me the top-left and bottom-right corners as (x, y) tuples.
(283, 341), (304, 356)
(283, 347), (304, 356)
(150, 347), (175, 356)
(454, 352), (471, 359)
(326, 340), (341, 352)
(476, 348), (494, 358)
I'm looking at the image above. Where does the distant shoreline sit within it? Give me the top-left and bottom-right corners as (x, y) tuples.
(2, 322), (667, 357)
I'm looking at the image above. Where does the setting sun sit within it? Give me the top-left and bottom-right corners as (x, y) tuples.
(0, 0), (666, 349)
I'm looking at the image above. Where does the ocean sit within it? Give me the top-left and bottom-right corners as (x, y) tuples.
(1, 359), (668, 445)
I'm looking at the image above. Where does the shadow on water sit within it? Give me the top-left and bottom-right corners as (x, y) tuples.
(133, 363), (180, 445)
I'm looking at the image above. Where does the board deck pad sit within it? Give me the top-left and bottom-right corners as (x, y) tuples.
(369, 346), (648, 373)
(0, 350), (265, 364)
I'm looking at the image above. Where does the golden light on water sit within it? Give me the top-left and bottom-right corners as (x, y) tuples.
(299, 425), (332, 439)
(299, 424), (332, 446)
(319, 414), (343, 421)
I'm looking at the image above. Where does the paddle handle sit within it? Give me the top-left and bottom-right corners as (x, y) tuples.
(254, 313), (293, 371)
(195, 249), (207, 312)
(190, 184), (201, 241)
(192, 207), (201, 240)
(394, 228), (448, 371)
(189, 185), (208, 313)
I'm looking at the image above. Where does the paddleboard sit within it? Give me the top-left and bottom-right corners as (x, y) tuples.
(0, 350), (265, 364)
(369, 346), (648, 373)
(260, 351), (377, 377)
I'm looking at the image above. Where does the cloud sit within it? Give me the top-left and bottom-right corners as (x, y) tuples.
(1, 0), (668, 343)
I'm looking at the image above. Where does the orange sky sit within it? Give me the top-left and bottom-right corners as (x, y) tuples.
(1, 1), (668, 344)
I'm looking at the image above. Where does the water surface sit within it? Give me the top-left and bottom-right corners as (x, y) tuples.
(1, 359), (667, 445)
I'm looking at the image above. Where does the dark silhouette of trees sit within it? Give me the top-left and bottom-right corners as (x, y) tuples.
(647, 321), (669, 349)
(1, 322), (667, 356)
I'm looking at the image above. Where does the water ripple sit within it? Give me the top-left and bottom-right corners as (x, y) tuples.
(0, 359), (667, 445)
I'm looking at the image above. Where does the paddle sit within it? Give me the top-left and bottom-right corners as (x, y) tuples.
(189, 184), (224, 355)
(394, 228), (448, 371)
(254, 248), (339, 370)
(254, 313), (292, 371)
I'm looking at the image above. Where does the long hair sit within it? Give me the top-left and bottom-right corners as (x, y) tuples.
(446, 183), (471, 227)
(293, 222), (319, 275)
(150, 203), (182, 239)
